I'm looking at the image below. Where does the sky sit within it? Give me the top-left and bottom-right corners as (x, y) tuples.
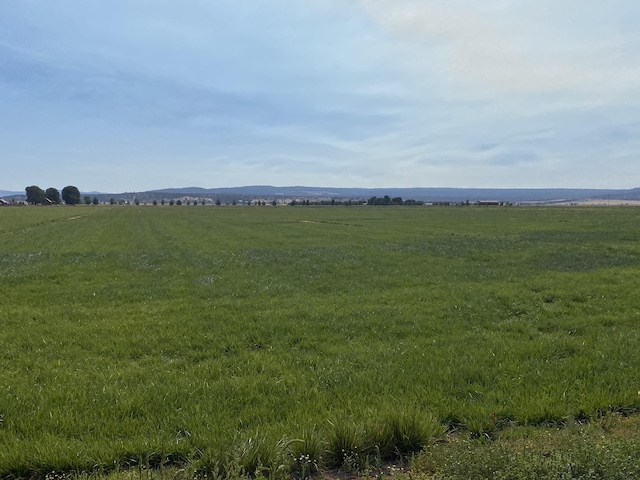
(2, 0), (640, 192)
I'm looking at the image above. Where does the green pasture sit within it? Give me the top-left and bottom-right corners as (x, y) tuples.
(1, 205), (639, 477)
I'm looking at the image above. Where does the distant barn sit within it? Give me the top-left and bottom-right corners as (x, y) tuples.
(477, 200), (501, 206)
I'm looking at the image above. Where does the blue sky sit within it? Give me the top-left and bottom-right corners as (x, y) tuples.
(2, 0), (640, 192)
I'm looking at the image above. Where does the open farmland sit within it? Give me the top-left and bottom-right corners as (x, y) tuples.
(1, 205), (640, 477)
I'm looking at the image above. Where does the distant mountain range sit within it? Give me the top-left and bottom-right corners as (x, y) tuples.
(0, 190), (22, 197)
(143, 186), (640, 203)
(3, 186), (640, 204)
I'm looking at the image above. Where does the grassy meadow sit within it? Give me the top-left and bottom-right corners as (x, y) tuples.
(1, 204), (640, 478)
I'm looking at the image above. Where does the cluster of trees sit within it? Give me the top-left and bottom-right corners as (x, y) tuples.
(367, 195), (423, 206)
(25, 186), (81, 205)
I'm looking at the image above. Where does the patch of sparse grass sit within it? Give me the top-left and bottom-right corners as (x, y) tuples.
(412, 414), (640, 479)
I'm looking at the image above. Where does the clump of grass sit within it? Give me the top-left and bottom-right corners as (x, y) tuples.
(368, 411), (446, 460)
(230, 431), (291, 479)
(324, 413), (446, 473)
(324, 420), (366, 473)
(387, 411), (445, 457)
(289, 429), (324, 479)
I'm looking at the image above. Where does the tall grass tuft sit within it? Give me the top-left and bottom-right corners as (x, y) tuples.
(324, 420), (366, 472)
(367, 411), (446, 460)
(230, 431), (291, 479)
(289, 429), (324, 479)
(386, 412), (446, 457)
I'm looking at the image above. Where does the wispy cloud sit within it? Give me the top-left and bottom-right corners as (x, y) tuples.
(358, 0), (640, 96)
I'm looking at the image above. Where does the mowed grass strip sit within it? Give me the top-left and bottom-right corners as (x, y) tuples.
(1, 205), (640, 476)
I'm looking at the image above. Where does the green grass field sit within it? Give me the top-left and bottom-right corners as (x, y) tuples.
(1, 205), (639, 478)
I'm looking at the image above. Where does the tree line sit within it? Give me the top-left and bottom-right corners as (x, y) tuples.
(25, 185), (81, 205)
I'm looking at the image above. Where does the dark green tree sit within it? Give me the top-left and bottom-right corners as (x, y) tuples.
(368, 195), (394, 206)
(109, 197), (116, 205)
(45, 187), (61, 204)
(62, 186), (81, 205)
(215, 199), (221, 206)
(176, 199), (182, 206)
(152, 199), (158, 206)
(84, 195), (92, 205)
(92, 196), (99, 205)
(25, 185), (45, 204)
